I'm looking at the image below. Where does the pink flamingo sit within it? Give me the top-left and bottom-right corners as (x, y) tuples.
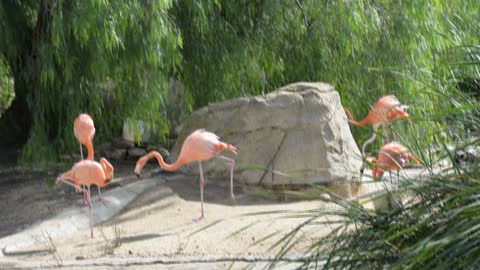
(344, 95), (410, 157)
(134, 129), (238, 220)
(73, 113), (107, 203)
(367, 142), (421, 181)
(74, 113), (95, 160)
(57, 158), (114, 238)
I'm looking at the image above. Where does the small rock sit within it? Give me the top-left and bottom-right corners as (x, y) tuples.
(97, 142), (112, 155)
(76, 255), (85, 260)
(105, 149), (127, 161)
(2, 246), (16, 256)
(252, 236), (255, 241)
(456, 146), (480, 165)
(466, 146), (480, 160)
(146, 145), (171, 157)
(128, 250), (133, 255)
(112, 137), (135, 149)
(127, 147), (147, 159)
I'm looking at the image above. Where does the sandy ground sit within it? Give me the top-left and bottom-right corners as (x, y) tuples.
(0, 158), (341, 269)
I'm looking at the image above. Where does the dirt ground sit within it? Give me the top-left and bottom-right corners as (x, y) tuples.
(0, 149), (336, 268)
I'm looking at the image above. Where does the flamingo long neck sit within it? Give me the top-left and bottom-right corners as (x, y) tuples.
(85, 140), (94, 160)
(100, 158), (114, 177)
(147, 151), (184, 172)
(344, 107), (370, 126)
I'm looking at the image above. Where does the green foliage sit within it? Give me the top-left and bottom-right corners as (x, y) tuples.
(0, 0), (181, 164)
(173, 0), (480, 152)
(1, 0), (479, 164)
(0, 57), (14, 118)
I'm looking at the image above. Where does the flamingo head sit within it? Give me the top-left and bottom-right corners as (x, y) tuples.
(389, 105), (410, 123)
(100, 158), (114, 181)
(134, 156), (148, 178)
(366, 156), (384, 179)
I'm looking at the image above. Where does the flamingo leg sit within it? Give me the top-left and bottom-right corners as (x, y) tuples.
(86, 185), (94, 238)
(195, 161), (205, 221)
(217, 155), (236, 206)
(82, 189), (88, 206)
(383, 126), (389, 144)
(362, 124), (380, 157)
(391, 126), (398, 142)
(360, 124), (380, 178)
(96, 186), (108, 206)
(58, 178), (87, 192)
(79, 143), (83, 160)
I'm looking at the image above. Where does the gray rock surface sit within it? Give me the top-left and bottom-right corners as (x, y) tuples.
(172, 82), (362, 187)
(127, 147), (147, 159)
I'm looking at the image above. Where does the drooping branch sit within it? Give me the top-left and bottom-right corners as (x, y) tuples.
(294, 0), (310, 31)
(32, 0), (53, 52)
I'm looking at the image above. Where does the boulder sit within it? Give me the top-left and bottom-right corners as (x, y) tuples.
(127, 147), (147, 160)
(122, 119), (151, 143)
(146, 145), (170, 158)
(105, 148), (128, 161)
(172, 82), (362, 189)
(111, 137), (135, 149)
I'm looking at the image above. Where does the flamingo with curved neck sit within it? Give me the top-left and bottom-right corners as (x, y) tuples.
(344, 95), (410, 176)
(135, 129), (238, 220)
(367, 142), (420, 181)
(57, 158), (114, 238)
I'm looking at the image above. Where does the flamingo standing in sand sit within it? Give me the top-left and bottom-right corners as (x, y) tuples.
(57, 158), (114, 238)
(134, 129), (238, 220)
(73, 113), (107, 203)
(367, 142), (420, 181)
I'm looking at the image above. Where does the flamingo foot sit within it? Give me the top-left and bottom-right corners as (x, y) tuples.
(80, 192), (88, 207)
(230, 194), (236, 206)
(96, 197), (109, 207)
(193, 215), (205, 222)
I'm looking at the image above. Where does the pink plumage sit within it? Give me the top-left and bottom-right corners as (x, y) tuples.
(134, 129), (237, 220)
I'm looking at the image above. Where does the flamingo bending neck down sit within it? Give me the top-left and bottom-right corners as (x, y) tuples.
(135, 129), (238, 220)
(74, 113), (95, 160)
(57, 158), (114, 238)
(367, 142), (420, 181)
(135, 151), (183, 173)
(344, 95), (410, 175)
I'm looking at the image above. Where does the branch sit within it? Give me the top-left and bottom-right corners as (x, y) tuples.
(294, 0), (310, 30)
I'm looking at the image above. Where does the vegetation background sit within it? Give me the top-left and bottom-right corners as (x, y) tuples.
(1, 1), (480, 268)
(0, 0), (478, 164)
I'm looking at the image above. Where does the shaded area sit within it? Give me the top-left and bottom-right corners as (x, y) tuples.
(0, 167), (74, 238)
(0, 157), (139, 239)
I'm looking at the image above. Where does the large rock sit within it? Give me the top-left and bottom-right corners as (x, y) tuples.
(172, 82), (362, 188)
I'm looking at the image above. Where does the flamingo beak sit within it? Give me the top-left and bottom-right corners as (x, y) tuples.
(134, 165), (142, 178)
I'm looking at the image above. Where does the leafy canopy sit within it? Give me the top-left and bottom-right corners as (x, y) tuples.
(0, 0), (181, 163)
